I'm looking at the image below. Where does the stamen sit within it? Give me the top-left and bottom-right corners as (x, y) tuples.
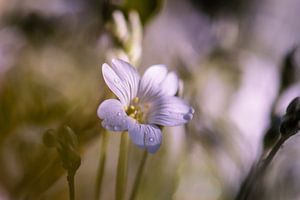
(133, 97), (139, 104)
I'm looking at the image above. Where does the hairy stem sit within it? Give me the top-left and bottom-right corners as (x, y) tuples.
(95, 131), (109, 200)
(129, 150), (148, 200)
(116, 132), (129, 200)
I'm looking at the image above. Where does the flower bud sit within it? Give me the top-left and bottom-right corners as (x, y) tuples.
(280, 97), (300, 137)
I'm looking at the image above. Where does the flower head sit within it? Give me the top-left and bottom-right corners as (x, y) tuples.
(97, 59), (194, 153)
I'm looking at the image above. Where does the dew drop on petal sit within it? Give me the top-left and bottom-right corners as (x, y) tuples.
(183, 113), (193, 120)
(114, 78), (120, 84)
(190, 107), (195, 114)
(149, 137), (154, 142)
(105, 125), (112, 130)
(113, 126), (120, 131)
(117, 112), (121, 116)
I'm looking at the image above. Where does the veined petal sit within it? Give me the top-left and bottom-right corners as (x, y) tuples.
(161, 72), (179, 96)
(102, 64), (129, 105)
(111, 59), (140, 103)
(128, 121), (162, 153)
(102, 59), (140, 105)
(147, 96), (194, 126)
(97, 99), (129, 132)
(138, 65), (168, 102)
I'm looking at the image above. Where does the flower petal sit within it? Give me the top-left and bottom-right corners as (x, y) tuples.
(147, 96), (194, 126)
(128, 121), (162, 153)
(102, 59), (140, 105)
(111, 59), (140, 101)
(161, 72), (179, 96)
(102, 64), (129, 105)
(97, 99), (129, 132)
(138, 65), (168, 102)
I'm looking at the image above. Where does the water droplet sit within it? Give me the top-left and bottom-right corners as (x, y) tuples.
(190, 107), (195, 114)
(149, 137), (154, 142)
(114, 78), (120, 83)
(113, 126), (120, 131)
(117, 112), (121, 116)
(105, 125), (112, 130)
(183, 113), (193, 120)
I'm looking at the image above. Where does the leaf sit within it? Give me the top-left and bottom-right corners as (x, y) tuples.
(42, 129), (57, 147)
(123, 0), (163, 24)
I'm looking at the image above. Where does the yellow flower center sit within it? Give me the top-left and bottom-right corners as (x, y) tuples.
(125, 97), (149, 123)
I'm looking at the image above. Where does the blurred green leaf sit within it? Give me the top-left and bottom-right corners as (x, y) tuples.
(123, 0), (163, 24)
(43, 126), (81, 174)
(43, 129), (57, 147)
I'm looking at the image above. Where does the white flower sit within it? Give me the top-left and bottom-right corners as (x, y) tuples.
(97, 59), (194, 153)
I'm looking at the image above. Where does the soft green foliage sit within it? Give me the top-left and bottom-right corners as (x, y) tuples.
(43, 126), (81, 174)
(124, 0), (163, 24)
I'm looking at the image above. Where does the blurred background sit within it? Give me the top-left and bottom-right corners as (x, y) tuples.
(1, 0), (300, 199)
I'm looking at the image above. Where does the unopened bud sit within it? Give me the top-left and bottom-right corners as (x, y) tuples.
(280, 97), (300, 137)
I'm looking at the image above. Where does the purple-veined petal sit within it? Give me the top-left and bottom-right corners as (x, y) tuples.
(102, 64), (129, 105)
(111, 59), (140, 102)
(128, 121), (162, 153)
(147, 96), (194, 126)
(102, 59), (140, 105)
(161, 72), (179, 96)
(138, 65), (168, 102)
(97, 99), (129, 132)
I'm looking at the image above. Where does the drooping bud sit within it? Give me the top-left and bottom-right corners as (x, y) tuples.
(43, 126), (81, 175)
(280, 97), (300, 138)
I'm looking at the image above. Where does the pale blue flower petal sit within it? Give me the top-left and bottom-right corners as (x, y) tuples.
(102, 64), (129, 105)
(128, 121), (162, 153)
(111, 59), (140, 102)
(97, 99), (129, 132)
(161, 72), (179, 96)
(147, 96), (194, 126)
(138, 64), (168, 102)
(102, 59), (140, 105)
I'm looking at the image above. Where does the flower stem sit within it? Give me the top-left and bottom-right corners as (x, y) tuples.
(67, 172), (75, 200)
(116, 132), (129, 200)
(95, 131), (109, 200)
(258, 136), (286, 173)
(129, 150), (148, 200)
(235, 136), (288, 200)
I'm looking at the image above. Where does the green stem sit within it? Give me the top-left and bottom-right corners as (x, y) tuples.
(129, 150), (148, 200)
(116, 132), (129, 200)
(259, 136), (286, 173)
(67, 172), (75, 200)
(235, 136), (288, 200)
(95, 131), (109, 200)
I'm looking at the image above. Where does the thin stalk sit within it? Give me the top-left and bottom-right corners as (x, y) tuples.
(258, 136), (286, 173)
(235, 136), (288, 200)
(67, 172), (75, 200)
(95, 131), (109, 200)
(116, 132), (129, 200)
(129, 150), (148, 200)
